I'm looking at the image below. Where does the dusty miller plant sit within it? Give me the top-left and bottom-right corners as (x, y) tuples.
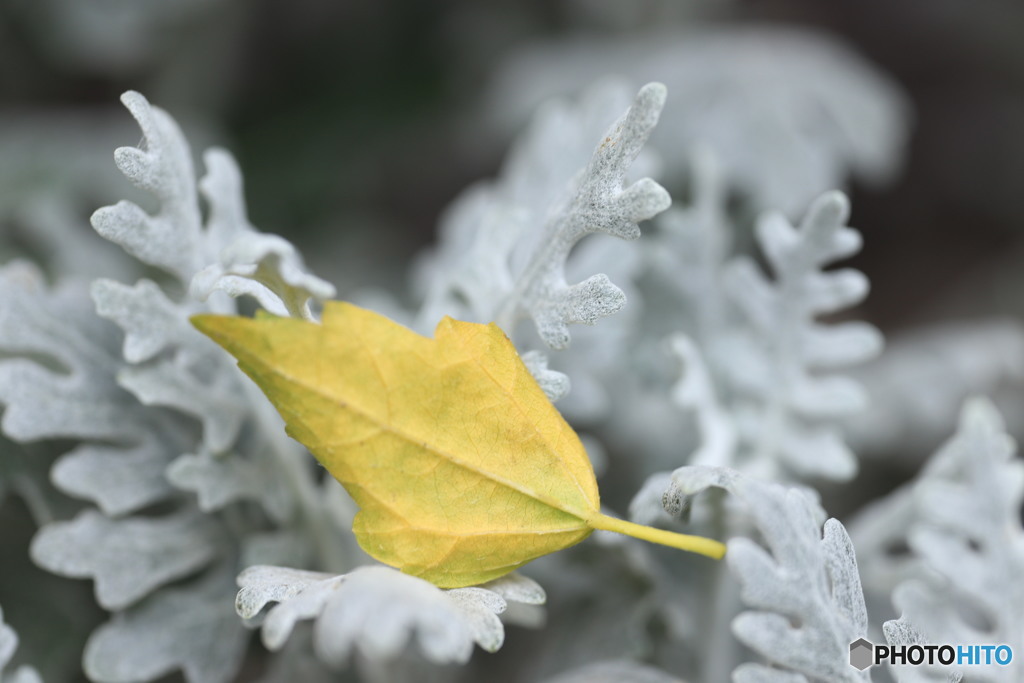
(0, 26), (1021, 683)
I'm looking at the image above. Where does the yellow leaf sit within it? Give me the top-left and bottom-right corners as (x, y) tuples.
(192, 302), (724, 588)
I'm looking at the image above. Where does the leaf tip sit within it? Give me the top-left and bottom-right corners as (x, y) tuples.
(189, 313), (228, 338)
(189, 313), (257, 353)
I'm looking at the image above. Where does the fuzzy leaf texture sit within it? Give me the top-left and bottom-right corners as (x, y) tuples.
(416, 82), (670, 352)
(865, 398), (1024, 682)
(234, 565), (545, 665)
(723, 191), (882, 480)
(670, 466), (869, 682)
(193, 301), (725, 587)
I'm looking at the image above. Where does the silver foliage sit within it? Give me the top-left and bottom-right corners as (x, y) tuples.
(667, 334), (736, 470)
(13, 88), (558, 681)
(670, 466), (870, 682)
(723, 191), (882, 480)
(496, 82), (670, 350)
(189, 148), (336, 321)
(0, 262), (151, 443)
(166, 450), (292, 520)
(0, 90), (340, 683)
(882, 618), (963, 683)
(91, 278), (192, 364)
(0, 262), (186, 516)
(854, 399), (1023, 682)
(484, 26), (910, 216)
(83, 569), (248, 683)
(235, 565), (545, 665)
(628, 166), (881, 543)
(413, 81), (670, 403)
(77, 92), (339, 682)
(0, 23), (1020, 683)
(91, 92), (333, 329)
(90, 91), (206, 283)
(31, 509), (226, 610)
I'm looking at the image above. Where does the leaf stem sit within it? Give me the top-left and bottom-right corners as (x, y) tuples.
(588, 513), (726, 559)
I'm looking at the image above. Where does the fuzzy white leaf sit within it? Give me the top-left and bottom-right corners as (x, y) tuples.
(190, 233), (336, 321)
(90, 91), (203, 282)
(479, 572), (546, 606)
(0, 263), (132, 442)
(93, 91), (334, 325)
(670, 466), (868, 681)
(876, 398), (1024, 682)
(197, 148), (255, 255)
(91, 278), (192, 363)
(167, 451), (291, 520)
(485, 27), (910, 215)
(800, 322), (884, 369)
(188, 148), (335, 318)
(31, 509), (225, 610)
(51, 438), (176, 516)
(84, 569), (248, 683)
(417, 82), (667, 356)
(413, 80), (635, 333)
(729, 517), (868, 682)
(628, 472), (676, 526)
(235, 565), (332, 623)
(520, 350), (571, 402)
(118, 358), (244, 453)
(503, 82), (670, 349)
(722, 191), (880, 480)
(670, 334), (737, 468)
(0, 262), (185, 514)
(237, 565), (542, 666)
(3, 91), (332, 683)
(444, 587), (507, 652)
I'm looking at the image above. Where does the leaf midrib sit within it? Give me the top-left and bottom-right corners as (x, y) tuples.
(263, 360), (595, 524)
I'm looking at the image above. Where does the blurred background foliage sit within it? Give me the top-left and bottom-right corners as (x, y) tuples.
(1, 1), (1023, 681)
(1, 0), (1022, 325)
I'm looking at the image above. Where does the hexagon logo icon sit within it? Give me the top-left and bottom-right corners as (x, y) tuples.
(849, 638), (874, 670)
